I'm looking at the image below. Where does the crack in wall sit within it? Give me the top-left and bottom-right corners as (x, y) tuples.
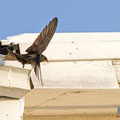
(31, 91), (95, 108)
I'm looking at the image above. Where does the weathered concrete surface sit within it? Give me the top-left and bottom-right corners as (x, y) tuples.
(24, 89), (120, 116)
(0, 97), (24, 120)
(1, 33), (120, 119)
(39, 61), (119, 89)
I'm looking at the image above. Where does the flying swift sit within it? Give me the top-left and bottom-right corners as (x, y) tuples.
(5, 17), (58, 84)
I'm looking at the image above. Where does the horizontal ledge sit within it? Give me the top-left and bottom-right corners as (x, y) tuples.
(25, 105), (120, 110)
(3, 57), (120, 64)
(47, 58), (120, 62)
(37, 87), (120, 89)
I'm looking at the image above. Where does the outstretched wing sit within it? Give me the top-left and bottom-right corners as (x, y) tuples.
(26, 17), (58, 54)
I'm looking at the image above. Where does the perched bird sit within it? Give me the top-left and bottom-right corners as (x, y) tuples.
(5, 17), (58, 83)
(0, 42), (20, 55)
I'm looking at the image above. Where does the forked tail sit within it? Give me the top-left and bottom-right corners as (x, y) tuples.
(32, 55), (43, 86)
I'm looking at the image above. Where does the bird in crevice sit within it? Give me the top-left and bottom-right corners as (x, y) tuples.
(4, 17), (58, 83)
(0, 42), (20, 55)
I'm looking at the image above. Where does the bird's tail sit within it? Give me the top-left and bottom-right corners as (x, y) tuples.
(32, 55), (43, 86)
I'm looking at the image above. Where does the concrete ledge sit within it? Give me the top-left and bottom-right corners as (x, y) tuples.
(1, 32), (120, 89)
(0, 65), (31, 98)
(38, 61), (119, 89)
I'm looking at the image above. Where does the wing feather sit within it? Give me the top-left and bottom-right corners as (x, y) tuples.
(26, 17), (58, 54)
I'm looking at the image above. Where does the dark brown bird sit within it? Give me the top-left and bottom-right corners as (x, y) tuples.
(0, 42), (20, 55)
(5, 17), (58, 83)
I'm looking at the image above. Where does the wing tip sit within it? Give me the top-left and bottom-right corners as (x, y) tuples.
(26, 17), (58, 53)
(53, 17), (58, 23)
(54, 17), (58, 20)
